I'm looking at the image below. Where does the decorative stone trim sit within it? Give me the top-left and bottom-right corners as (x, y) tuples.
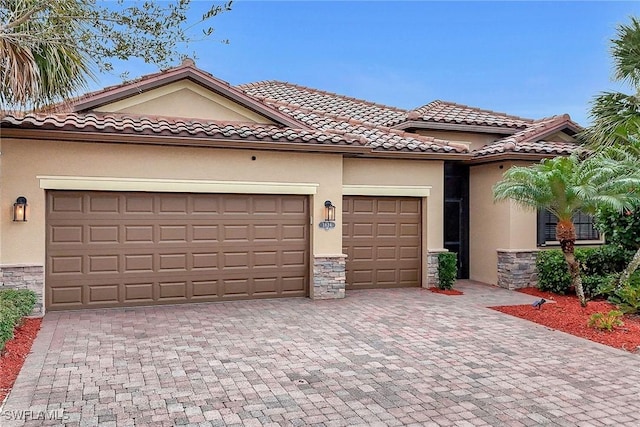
(0, 265), (44, 316)
(426, 249), (448, 288)
(497, 249), (539, 290)
(312, 255), (346, 300)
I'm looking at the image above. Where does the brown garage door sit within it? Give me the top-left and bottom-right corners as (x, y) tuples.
(46, 191), (309, 310)
(342, 196), (421, 290)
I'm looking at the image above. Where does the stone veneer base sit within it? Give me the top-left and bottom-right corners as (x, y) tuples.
(0, 265), (44, 316)
(312, 255), (346, 299)
(497, 250), (539, 290)
(426, 249), (448, 288)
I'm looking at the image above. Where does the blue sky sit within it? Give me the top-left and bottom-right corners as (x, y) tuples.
(101, 1), (640, 126)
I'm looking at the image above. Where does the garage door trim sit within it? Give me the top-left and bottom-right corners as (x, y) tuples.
(39, 176), (319, 195)
(343, 184), (431, 197)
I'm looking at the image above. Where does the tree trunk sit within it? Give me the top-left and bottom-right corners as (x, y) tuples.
(556, 220), (587, 307)
(620, 247), (640, 286)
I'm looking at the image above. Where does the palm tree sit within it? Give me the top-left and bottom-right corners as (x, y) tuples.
(0, 0), (91, 109)
(584, 17), (640, 288)
(583, 17), (640, 147)
(493, 153), (640, 306)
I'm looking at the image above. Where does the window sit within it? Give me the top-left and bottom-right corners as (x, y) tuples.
(537, 210), (600, 246)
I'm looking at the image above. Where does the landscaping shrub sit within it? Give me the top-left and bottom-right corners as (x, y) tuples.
(579, 245), (633, 277)
(583, 274), (619, 299)
(587, 310), (624, 331)
(0, 289), (37, 352)
(536, 250), (571, 294)
(595, 206), (640, 252)
(608, 271), (640, 314)
(437, 252), (457, 290)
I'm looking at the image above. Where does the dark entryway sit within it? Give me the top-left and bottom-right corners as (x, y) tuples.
(444, 162), (469, 279)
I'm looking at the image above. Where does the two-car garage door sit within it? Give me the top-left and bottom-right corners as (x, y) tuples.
(46, 191), (309, 311)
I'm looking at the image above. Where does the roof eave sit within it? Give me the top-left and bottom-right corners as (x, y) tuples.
(391, 120), (521, 135)
(0, 127), (371, 155)
(465, 151), (570, 165)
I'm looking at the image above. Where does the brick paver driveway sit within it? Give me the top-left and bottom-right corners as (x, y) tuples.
(4, 281), (640, 426)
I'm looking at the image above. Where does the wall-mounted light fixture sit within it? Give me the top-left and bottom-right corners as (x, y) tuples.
(319, 200), (336, 230)
(13, 196), (27, 222)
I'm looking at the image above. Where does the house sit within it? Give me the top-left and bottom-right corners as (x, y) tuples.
(0, 60), (595, 314)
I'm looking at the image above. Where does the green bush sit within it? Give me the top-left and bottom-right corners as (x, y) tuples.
(437, 252), (458, 290)
(608, 271), (640, 314)
(536, 250), (571, 294)
(0, 289), (37, 352)
(595, 206), (640, 251)
(587, 310), (624, 331)
(579, 245), (633, 277)
(583, 273), (619, 299)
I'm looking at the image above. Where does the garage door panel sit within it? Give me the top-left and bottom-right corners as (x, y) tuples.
(88, 284), (119, 304)
(51, 225), (83, 243)
(192, 196), (219, 213)
(223, 279), (249, 296)
(158, 281), (187, 299)
(50, 286), (83, 306)
(125, 225), (154, 243)
(159, 225), (188, 242)
(223, 225), (250, 241)
(159, 254), (188, 271)
(193, 225), (219, 242)
(400, 223), (420, 237)
(343, 196), (421, 290)
(125, 254), (154, 272)
(50, 256), (83, 275)
(282, 276), (306, 292)
(88, 255), (119, 273)
(89, 195), (119, 213)
(192, 280), (219, 298)
(125, 196), (154, 213)
(282, 224), (305, 240)
(192, 253), (218, 269)
(46, 191), (309, 310)
(159, 196), (188, 213)
(124, 283), (154, 301)
(89, 226), (119, 243)
(51, 194), (83, 213)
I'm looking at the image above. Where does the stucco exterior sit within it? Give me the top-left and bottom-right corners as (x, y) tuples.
(469, 161), (537, 285)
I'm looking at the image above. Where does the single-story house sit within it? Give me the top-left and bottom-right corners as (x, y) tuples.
(0, 59), (599, 314)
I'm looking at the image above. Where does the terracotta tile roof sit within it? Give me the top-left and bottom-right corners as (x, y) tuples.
(1, 112), (364, 147)
(238, 81), (407, 127)
(390, 100), (533, 129)
(238, 82), (467, 154)
(472, 114), (582, 157)
(269, 102), (467, 153)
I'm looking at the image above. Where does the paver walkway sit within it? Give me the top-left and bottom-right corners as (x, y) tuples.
(3, 281), (640, 426)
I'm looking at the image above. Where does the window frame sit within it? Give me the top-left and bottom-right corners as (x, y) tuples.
(536, 209), (603, 247)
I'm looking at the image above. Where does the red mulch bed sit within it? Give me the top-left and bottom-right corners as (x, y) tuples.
(0, 318), (42, 403)
(428, 287), (464, 295)
(491, 287), (640, 353)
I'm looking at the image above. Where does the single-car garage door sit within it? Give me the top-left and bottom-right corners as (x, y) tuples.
(342, 196), (421, 290)
(46, 191), (309, 310)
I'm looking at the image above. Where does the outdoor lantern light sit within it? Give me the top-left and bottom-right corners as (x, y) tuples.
(13, 196), (27, 222)
(324, 200), (336, 222)
(319, 200), (336, 230)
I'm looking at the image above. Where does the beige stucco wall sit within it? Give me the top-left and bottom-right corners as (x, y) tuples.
(1, 138), (344, 267)
(95, 81), (275, 124)
(414, 130), (502, 152)
(469, 161), (537, 284)
(342, 158), (444, 250)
